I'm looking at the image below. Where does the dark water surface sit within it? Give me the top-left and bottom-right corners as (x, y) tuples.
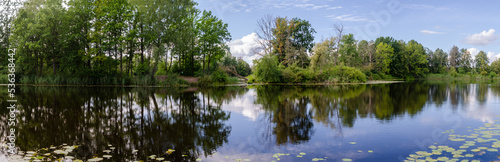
(1, 82), (500, 161)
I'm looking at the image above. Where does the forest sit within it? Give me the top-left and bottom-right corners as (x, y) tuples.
(1, 0), (499, 85)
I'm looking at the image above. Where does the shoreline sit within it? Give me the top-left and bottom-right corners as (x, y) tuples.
(0, 80), (405, 88)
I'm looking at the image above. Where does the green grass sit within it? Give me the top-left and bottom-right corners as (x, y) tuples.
(227, 77), (241, 84)
(15, 74), (188, 87)
(425, 73), (499, 80)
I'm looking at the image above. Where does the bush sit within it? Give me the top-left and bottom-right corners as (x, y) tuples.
(0, 75), (8, 84)
(135, 63), (150, 76)
(322, 65), (367, 83)
(247, 74), (256, 84)
(253, 55), (282, 83)
(481, 70), (488, 76)
(210, 69), (228, 83)
(448, 67), (458, 77)
(155, 62), (168, 76)
(489, 72), (497, 78)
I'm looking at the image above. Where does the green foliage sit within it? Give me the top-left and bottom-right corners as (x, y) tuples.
(489, 72), (497, 78)
(210, 69), (228, 83)
(310, 36), (335, 70)
(374, 42), (393, 74)
(481, 70), (488, 76)
(339, 34), (360, 67)
(321, 65), (367, 83)
(490, 59), (500, 74)
(246, 74), (256, 84)
(448, 67), (458, 77)
(475, 51), (489, 72)
(427, 48), (448, 74)
(253, 55), (282, 83)
(155, 62), (168, 76)
(135, 63), (150, 76)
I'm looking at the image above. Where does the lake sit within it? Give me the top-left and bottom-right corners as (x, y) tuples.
(1, 81), (500, 161)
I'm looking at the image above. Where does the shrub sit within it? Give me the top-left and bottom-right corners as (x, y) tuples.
(448, 67), (458, 77)
(0, 75), (8, 84)
(210, 69), (228, 83)
(253, 55), (282, 83)
(135, 63), (150, 76)
(480, 70), (488, 76)
(489, 72), (497, 78)
(322, 65), (367, 83)
(246, 74), (256, 84)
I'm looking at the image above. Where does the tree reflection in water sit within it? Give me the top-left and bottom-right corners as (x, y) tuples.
(0, 82), (498, 161)
(1, 87), (231, 161)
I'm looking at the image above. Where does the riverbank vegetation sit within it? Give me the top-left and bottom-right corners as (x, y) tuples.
(0, 0), (253, 86)
(248, 15), (499, 84)
(1, 1), (499, 85)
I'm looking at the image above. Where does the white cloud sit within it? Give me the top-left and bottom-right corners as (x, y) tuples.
(326, 14), (373, 22)
(327, 6), (342, 10)
(467, 48), (500, 63)
(294, 4), (335, 10)
(465, 29), (499, 46)
(420, 30), (445, 35)
(226, 33), (262, 65)
(467, 48), (480, 57)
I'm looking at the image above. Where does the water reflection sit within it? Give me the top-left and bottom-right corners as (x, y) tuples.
(0, 82), (499, 161)
(1, 87), (231, 161)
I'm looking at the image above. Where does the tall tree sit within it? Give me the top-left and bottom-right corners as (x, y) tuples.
(338, 34), (359, 67)
(374, 42), (393, 74)
(449, 45), (461, 69)
(403, 40), (428, 77)
(459, 48), (472, 73)
(475, 51), (489, 72)
(427, 48), (447, 73)
(197, 10), (231, 75)
(310, 37), (336, 70)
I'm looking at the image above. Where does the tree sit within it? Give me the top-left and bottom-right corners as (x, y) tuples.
(255, 14), (276, 56)
(338, 34), (359, 67)
(374, 36), (403, 77)
(289, 18), (316, 53)
(459, 48), (472, 73)
(402, 40), (428, 77)
(427, 48), (447, 73)
(253, 55), (281, 83)
(491, 59), (500, 74)
(448, 46), (461, 69)
(197, 10), (231, 75)
(310, 37), (336, 70)
(475, 51), (489, 72)
(374, 42), (393, 74)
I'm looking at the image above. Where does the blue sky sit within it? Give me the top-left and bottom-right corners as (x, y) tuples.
(195, 0), (500, 65)
(197, 0), (500, 65)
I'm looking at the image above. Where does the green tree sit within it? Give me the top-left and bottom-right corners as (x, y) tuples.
(402, 40), (429, 77)
(459, 48), (472, 73)
(310, 37), (336, 70)
(197, 10), (231, 75)
(253, 55), (282, 83)
(374, 36), (404, 77)
(491, 59), (500, 74)
(374, 42), (394, 74)
(427, 48), (447, 73)
(475, 51), (489, 72)
(338, 34), (359, 67)
(449, 46), (461, 69)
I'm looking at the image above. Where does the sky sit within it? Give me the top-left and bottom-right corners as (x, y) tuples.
(195, 0), (500, 65)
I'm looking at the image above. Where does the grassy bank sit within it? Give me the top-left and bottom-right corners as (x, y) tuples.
(0, 74), (190, 87)
(425, 73), (500, 81)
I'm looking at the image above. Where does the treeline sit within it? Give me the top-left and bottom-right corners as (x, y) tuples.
(250, 15), (500, 83)
(0, 0), (252, 85)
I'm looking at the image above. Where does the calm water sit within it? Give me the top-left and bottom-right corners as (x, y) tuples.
(1, 82), (500, 161)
